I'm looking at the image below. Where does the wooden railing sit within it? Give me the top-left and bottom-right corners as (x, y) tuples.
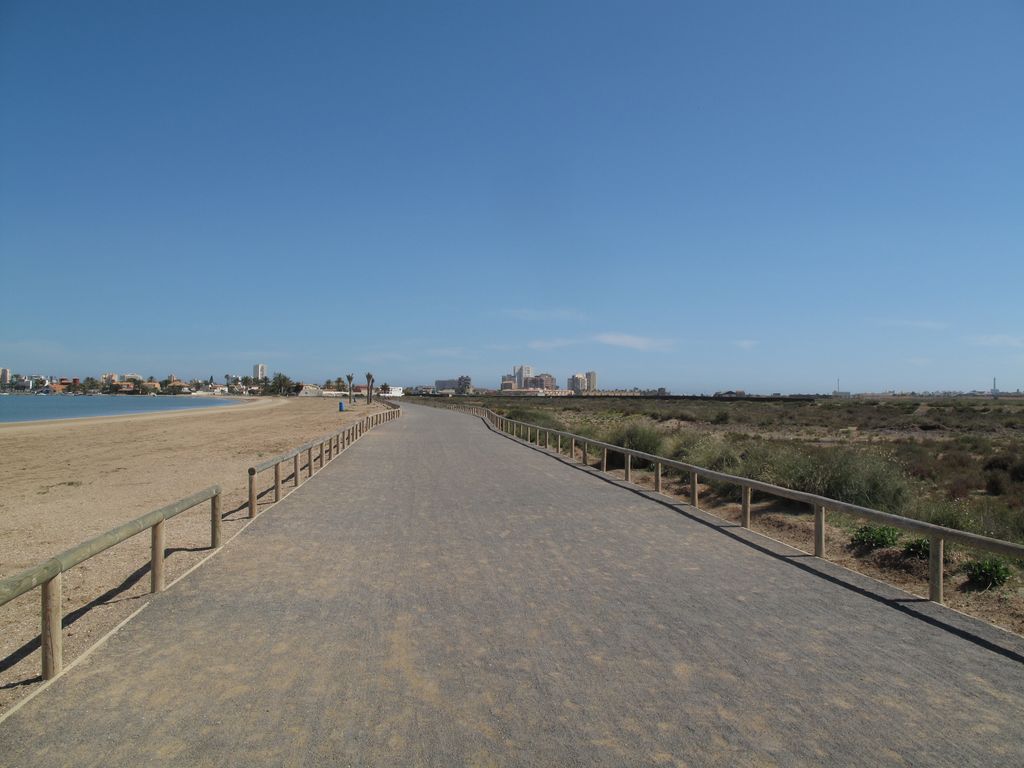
(0, 402), (403, 684)
(440, 403), (1024, 605)
(246, 404), (401, 517)
(0, 485), (223, 680)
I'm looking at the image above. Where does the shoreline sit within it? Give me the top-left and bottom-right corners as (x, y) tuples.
(0, 396), (273, 432)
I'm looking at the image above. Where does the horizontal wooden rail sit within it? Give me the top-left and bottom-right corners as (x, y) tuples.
(0, 485), (222, 680)
(246, 404), (401, 517)
(438, 402), (1024, 606)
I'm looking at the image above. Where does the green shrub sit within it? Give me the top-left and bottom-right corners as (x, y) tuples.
(966, 497), (1024, 542)
(605, 420), (664, 469)
(920, 500), (975, 532)
(712, 411), (730, 425)
(503, 407), (562, 430)
(851, 525), (901, 550)
(963, 557), (1012, 589)
(986, 471), (1010, 496)
(902, 538), (930, 560)
(983, 455), (1014, 472)
(1010, 462), (1024, 483)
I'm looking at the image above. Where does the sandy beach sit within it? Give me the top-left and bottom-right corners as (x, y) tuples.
(0, 396), (385, 712)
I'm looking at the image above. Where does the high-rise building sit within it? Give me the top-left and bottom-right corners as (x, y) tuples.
(253, 363), (267, 381)
(568, 373), (587, 394)
(585, 371), (597, 391)
(0, 368), (10, 386)
(513, 364), (533, 389)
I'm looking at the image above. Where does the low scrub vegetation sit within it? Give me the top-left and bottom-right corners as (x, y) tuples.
(963, 557), (1012, 589)
(670, 435), (911, 513)
(901, 538), (930, 560)
(851, 525), (902, 550)
(604, 420), (664, 469)
(502, 407), (563, 430)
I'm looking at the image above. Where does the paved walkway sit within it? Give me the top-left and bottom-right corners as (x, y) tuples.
(2, 404), (1024, 766)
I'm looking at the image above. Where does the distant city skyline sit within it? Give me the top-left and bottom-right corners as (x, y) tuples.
(2, 3), (1022, 394)
(0, 354), (1021, 398)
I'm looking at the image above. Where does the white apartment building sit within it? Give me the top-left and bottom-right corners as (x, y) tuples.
(253, 363), (267, 380)
(513, 364), (533, 389)
(568, 372), (587, 394)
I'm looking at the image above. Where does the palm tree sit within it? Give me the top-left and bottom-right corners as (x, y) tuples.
(365, 372), (374, 404)
(346, 373), (354, 404)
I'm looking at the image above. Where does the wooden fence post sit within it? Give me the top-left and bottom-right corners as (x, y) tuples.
(570, 438), (576, 461)
(814, 505), (825, 557)
(582, 442), (588, 465)
(274, 462), (282, 502)
(741, 486), (751, 528)
(211, 491), (222, 548)
(557, 434), (562, 453)
(319, 441), (325, 468)
(601, 448), (607, 472)
(625, 454), (631, 482)
(655, 462), (662, 493)
(307, 447), (314, 478)
(690, 471), (699, 508)
(248, 471), (257, 518)
(41, 574), (62, 680)
(294, 454), (301, 487)
(929, 536), (944, 603)
(151, 519), (165, 593)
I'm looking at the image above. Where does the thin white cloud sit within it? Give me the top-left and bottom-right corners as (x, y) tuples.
(527, 338), (580, 350)
(734, 339), (758, 350)
(593, 333), (671, 351)
(971, 334), (1024, 348)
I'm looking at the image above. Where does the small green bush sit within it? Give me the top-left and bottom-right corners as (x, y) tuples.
(921, 500), (975, 532)
(983, 455), (1014, 472)
(1010, 462), (1024, 483)
(605, 420), (664, 468)
(902, 538), (930, 560)
(712, 411), (730, 425)
(986, 471), (1009, 496)
(963, 557), (1012, 589)
(503, 407), (562, 430)
(851, 525), (901, 550)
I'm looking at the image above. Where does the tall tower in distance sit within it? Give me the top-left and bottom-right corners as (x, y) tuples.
(513, 364), (532, 389)
(586, 371), (598, 392)
(254, 363), (267, 381)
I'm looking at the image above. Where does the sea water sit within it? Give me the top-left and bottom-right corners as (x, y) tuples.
(0, 394), (243, 423)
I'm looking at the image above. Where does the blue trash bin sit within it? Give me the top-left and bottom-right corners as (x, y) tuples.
(338, 401), (346, 412)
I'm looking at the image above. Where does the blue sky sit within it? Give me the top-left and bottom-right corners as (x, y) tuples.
(2, 1), (1022, 393)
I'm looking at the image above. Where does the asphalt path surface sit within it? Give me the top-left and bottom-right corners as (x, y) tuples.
(2, 404), (1023, 767)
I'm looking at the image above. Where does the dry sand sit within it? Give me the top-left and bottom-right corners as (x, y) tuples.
(0, 396), (385, 712)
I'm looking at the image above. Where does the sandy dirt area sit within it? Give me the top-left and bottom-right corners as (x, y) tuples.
(0, 396), (385, 713)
